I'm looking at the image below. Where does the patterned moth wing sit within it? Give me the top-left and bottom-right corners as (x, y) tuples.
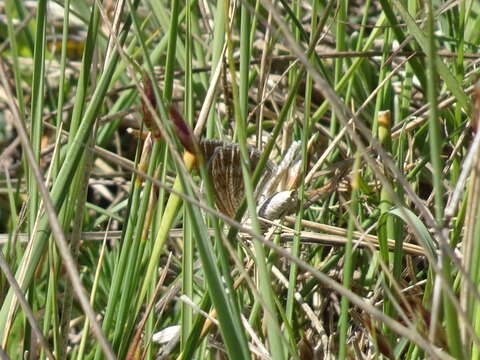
(199, 139), (277, 218)
(199, 139), (227, 162)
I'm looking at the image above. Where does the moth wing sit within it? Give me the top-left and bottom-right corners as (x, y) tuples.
(208, 145), (245, 218)
(201, 139), (278, 218)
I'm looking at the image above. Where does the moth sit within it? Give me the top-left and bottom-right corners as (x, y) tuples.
(199, 139), (302, 229)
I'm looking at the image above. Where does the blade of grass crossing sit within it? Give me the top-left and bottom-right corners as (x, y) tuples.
(425, 1), (464, 357)
(469, 185), (480, 358)
(181, 0), (194, 348)
(28, 0), (47, 236)
(330, 0), (347, 139)
(207, 0), (226, 138)
(378, 111), (395, 330)
(54, 10), (103, 344)
(42, 243), (61, 359)
(338, 153), (361, 360)
(67, 5), (101, 139)
(178, 294), (213, 359)
(41, 86), (71, 360)
(162, 0), (181, 101)
(450, 1), (465, 184)
(55, 0), (72, 130)
(59, 130), (98, 358)
(285, 0), (315, 341)
(233, 1), (286, 358)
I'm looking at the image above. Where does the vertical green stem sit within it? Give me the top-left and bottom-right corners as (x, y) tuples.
(425, 1), (463, 358)
(229, 1), (286, 358)
(339, 153), (360, 360)
(329, 0), (347, 140)
(28, 0), (47, 234)
(181, 0), (194, 346)
(163, 0), (181, 101)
